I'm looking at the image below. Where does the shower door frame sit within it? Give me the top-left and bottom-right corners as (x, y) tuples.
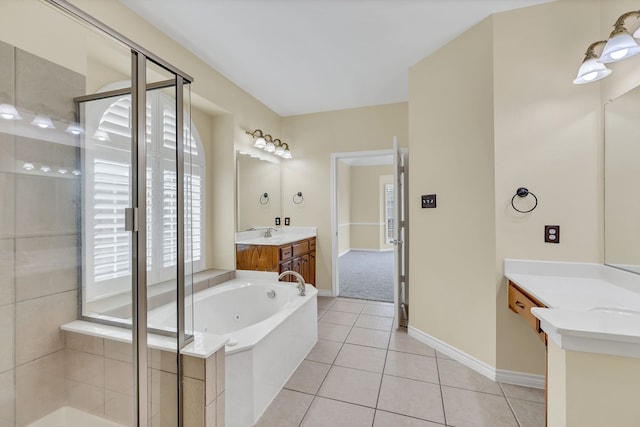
(45, 1), (194, 426)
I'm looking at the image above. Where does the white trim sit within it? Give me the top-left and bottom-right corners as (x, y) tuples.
(338, 249), (351, 257)
(317, 289), (334, 297)
(407, 326), (544, 389)
(351, 222), (384, 226)
(348, 248), (392, 252)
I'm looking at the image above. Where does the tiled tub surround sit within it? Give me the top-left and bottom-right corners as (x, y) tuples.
(504, 259), (640, 427)
(255, 296), (545, 427)
(59, 330), (226, 427)
(0, 40), (86, 427)
(64, 271), (318, 427)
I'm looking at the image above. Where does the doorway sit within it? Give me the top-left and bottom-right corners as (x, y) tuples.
(331, 143), (408, 326)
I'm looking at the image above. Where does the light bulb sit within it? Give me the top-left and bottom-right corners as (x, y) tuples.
(254, 137), (266, 149)
(22, 162), (35, 171)
(40, 165), (51, 173)
(93, 130), (110, 141)
(265, 141), (275, 153)
(72, 169), (81, 176)
(57, 168), (68, 175)
(65, 123), (84, 135)
(610, 48), (629, 60)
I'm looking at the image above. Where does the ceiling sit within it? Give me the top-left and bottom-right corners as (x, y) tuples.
(121, 0), (554, 117)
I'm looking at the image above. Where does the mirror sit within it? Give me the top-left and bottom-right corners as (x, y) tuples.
(236, 152), (281, 231)
(604, 84), (640, 274)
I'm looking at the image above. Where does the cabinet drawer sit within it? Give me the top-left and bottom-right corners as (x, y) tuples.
(293, 241), (309, 257)
(508, 282), (544, 337)
(280, 246), (293, 261)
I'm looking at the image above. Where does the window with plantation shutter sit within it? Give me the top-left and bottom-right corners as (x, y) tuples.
(84, 89), (206, 302)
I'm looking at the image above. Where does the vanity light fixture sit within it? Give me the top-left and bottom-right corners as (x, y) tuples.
(31, 114), (55, 129)
(0, 104), (21, 120)
(575, 10), (640, 84)
(245, 129), (293, 159)
(281, 143), (292, 159)
(573, 41), (612, 84)
(599, 10), (640, 63)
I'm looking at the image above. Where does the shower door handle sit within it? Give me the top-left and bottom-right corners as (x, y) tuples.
(125, 207), (138, 232)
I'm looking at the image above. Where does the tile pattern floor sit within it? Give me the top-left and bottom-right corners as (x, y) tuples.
(255, 297), (545, 427)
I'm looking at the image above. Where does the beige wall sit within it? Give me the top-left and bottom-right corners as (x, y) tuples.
(349, 165), (393, 251)
(409, 16), (497, 366)
(493, 1), (602, 374)
(282, 103), (408, 290)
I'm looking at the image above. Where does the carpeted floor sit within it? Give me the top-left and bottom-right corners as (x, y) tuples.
(338, 250), (394, 302)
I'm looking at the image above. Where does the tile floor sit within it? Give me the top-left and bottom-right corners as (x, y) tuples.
(254, 297), (545, 427)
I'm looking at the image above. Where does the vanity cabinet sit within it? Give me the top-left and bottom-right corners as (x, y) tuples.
(236, 237), (316, 286)
(508, 280), (547, 343)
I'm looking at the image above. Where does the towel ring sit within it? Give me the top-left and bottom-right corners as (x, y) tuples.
(511, 187), (537, 213)
(259, 192), (269, 205)
(293, 192), (304, 204)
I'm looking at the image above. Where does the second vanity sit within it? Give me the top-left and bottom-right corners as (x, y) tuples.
(505, 259), (640, 427)
(235, 227), (317, 286)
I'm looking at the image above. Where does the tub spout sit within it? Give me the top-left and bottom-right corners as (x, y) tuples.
(278, 270), (306, 296)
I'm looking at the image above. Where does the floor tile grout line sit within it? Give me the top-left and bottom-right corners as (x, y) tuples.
(435, 349), (448, 427)
(499, 382), (524, 427)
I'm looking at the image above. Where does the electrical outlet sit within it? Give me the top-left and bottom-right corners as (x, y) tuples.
(545, 225), (560, 243)
(284, 217), (290, 226)
(275, 217), (281, 226)
(422, 194), (437, 208)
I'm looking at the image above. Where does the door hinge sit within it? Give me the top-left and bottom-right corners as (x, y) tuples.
(398, 166), (405, 173)
(125, 207), (138, 232)
(399, 220), (405, 228)
(400, 275), (406, 283)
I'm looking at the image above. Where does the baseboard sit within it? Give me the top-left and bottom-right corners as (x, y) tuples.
(317, 290), (334, 297)
(407, 326), (544, 389)
(338, 249), (351, 257)
(349, 248), (391, 252)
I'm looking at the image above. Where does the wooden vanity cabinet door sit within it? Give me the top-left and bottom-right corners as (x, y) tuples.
(236, 244), (278, 271)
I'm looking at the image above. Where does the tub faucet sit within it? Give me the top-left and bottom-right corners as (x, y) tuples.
(264, 227), (277, 238)
(278, 270), (306, 296)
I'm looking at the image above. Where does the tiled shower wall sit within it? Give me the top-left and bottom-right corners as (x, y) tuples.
(0, 40), (85, 426)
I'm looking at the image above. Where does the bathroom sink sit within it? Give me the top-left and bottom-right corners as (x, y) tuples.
(588, 307), (640, 317)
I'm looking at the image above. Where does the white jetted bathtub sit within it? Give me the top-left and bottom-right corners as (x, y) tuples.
(149, 271), (318, 427)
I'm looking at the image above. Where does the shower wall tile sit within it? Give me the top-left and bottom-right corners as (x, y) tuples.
(0, 369), (14, 427)
(0, 239), (14, 306)
(15, 135), (78, 176)
(66, 379), (104, 417)
(15, 350), (65, 426)
(0, 174), (14, 240)
(65, 348), (104, 387)
(105, 358), (133, 395)
(105, 389), (134, 427)
(0, 41), (15, 105)
(15, 290), (76, 365)
(0, 305), (13, 374)
(105, 340), (133, 364)
(15, 235), (77, 302)
(15, 48), (85, 123)
(0, 133), (15, 175)
(15, 174), (79, 237)
(65, 331), (103, 356)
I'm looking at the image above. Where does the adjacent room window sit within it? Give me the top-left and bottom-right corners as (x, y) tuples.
(385, 183), (395, 244)
(84, 89), (206, 302)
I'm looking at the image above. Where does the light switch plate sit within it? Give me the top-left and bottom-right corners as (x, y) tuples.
(422, 194), (437, 208)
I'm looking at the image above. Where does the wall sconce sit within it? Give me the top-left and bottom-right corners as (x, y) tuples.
(575, 10), (640, 84)
(245, 129), (293, 159)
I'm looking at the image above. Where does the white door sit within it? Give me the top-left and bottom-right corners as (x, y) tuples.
(392, 137), (409, 329)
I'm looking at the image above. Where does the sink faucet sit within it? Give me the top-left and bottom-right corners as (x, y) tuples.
(264, 227), (277, 238)
(278, 270), (306, 296)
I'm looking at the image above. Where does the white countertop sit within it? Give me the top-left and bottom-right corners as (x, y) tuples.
(504, 259), (640, 358)
(235, 227), (317, 246)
